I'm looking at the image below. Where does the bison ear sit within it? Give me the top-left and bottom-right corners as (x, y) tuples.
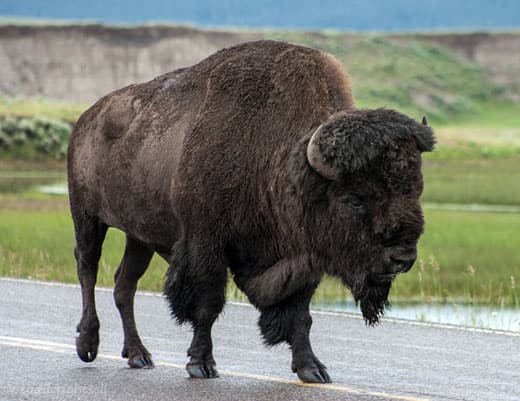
(414, 116), (436, 153)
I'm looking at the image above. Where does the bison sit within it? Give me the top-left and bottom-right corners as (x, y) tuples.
(68, 40), (435, 383)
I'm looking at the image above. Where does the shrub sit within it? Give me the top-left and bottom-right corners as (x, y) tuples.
(0, 117), (72, 159)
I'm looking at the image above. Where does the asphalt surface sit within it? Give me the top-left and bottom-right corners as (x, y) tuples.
(1, 278), (519, 401)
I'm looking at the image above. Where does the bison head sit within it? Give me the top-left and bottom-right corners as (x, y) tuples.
(292, 109), (435, 325)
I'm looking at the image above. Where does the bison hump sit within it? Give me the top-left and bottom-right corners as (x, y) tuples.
(98, 92), (142, 139)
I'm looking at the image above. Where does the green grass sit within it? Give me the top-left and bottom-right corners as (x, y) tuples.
(393, 209), (519, 306)
(0, 159), (65, 171)
(0, 207), (518, 306)
(440, 101), (520, 129)
(422, 158), (520, 205)
(0, 97), (86, 122)
(0, 209), (168, 290)
(3, 156), (519, 206)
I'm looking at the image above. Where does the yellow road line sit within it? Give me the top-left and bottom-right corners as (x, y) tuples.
(0, 335), (430, 401)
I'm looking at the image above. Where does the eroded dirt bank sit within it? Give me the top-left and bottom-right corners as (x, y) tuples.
(0, 24), (518, 103)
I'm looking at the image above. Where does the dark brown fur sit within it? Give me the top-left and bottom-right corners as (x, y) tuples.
(68, 40), (434, 383)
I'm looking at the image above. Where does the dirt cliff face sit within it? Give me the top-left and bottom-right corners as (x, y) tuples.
(0, 25), (259, 103)
(0, 24), (518, 103)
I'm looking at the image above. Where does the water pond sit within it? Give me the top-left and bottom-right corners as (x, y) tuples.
(0, 172), (65, 194)
(314, 301), (520, 332)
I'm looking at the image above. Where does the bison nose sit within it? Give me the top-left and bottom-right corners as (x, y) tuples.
(390, 248), (417, 273)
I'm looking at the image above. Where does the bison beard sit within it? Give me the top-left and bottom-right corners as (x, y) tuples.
(338, 256), (392, 326)
(352, 278), (392, 326)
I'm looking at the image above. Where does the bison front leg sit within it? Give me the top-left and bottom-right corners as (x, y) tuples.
(235, 256), (330, 383)
(259, 288), (331, 383)
(164, 239), (227, 379)
(289, 308), (331, 384)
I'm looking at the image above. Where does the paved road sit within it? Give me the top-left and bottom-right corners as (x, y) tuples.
(1, 278), (519, 401)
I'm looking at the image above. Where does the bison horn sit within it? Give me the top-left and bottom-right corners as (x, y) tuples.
(422, 116), (428, 126)
(306, 125), (339, 180)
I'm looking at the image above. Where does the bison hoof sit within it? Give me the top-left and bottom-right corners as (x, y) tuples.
(75, 325), (99, 363)
(292, 356), (332, 383)
(122, 345), (155, 369)
(128, 354), (154, 369)
(296, 366), (332, 383)
(186, 360), (219, 379)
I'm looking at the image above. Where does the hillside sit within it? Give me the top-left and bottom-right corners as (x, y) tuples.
(0, 24), (519, 125)
(267, 31), (519, 123)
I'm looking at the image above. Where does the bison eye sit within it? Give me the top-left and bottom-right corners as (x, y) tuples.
(343, 196), (365, 212)
(350, 200), (364, 210)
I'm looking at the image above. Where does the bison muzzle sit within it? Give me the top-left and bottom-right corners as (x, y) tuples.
(68, 40), (435, 383)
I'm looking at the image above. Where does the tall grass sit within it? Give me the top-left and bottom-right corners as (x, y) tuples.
(422, 158), (520, 205)
(392, 209), (520, 306)
(0, 208), (518, 306)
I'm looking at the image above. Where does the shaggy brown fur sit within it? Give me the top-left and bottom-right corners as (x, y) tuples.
(68, 40), (434, 383)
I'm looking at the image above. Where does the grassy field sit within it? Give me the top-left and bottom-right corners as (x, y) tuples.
(1, 111), (519, 308)
(0, 207), (167, 291)
(423, 158), (520, 205)
(3, 155), (519, 206)
(0, 201), (518, 307)
(0, 97), (86, 122)
(1, 113), (519, 308)
(394, 210), (519, 306)
(0, 31), (519, 308)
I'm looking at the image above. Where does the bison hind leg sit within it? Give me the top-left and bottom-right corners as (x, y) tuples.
(114, 235), (154, 368)
(71, 211), (108, 363)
